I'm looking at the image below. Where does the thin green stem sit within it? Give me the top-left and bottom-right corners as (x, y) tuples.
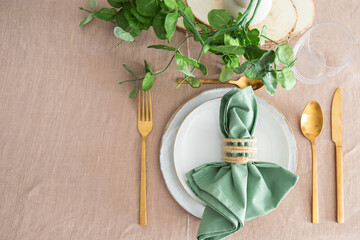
(79, 7), (92, 14)
(246, 0), (262, 28)
(260, 35), (278, 45)
(178, 10), (204, 46)
(119, 35), (193, 84)
(235, 0), (256, 25)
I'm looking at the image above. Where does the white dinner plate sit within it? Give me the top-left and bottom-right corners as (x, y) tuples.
(160, 88), (297, 218)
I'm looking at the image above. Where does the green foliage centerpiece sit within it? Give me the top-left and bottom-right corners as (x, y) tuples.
(79, 0), (296, 97)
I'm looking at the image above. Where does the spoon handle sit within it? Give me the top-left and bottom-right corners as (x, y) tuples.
(177, 78), (237, 86)
(311, 142), (319, 224)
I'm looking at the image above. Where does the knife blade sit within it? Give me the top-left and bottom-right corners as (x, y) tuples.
(332, 89), (342, 145)
(331, 88), (344, 223)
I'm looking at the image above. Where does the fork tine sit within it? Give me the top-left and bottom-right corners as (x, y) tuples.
(145, 91), (149, 121)
(138, 90), (140, 121)
(149, 91), (152, 122)
(142, 90), (145, 121)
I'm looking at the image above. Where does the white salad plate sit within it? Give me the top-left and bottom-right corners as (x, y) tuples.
(160, 88), (297, 218)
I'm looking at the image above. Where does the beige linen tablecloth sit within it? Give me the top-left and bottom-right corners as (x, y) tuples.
(0, 0), (359, 239)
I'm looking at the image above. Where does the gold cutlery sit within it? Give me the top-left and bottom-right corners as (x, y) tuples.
(177, 76), (263, 90)
(301, 101), (324, 224)
(137, 90), (153, 226)
(331, 88), (344, 223)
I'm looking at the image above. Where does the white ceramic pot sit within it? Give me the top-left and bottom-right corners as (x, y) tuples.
(222, 0), (272, 25)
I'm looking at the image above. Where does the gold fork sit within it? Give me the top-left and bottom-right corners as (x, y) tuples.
(137, 90), (153, 226)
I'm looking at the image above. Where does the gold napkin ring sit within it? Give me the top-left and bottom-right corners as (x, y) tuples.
(223, 137), (257, 164)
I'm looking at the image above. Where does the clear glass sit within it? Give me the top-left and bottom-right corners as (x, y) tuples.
(292, 21), (355, 84)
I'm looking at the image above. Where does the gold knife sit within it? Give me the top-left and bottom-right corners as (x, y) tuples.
(331, 88), (344, 223)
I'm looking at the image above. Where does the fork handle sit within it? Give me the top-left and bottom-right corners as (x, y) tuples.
(140, 136), (147, 226)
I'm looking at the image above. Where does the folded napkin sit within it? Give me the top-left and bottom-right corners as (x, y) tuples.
(186, 87), (299, 240)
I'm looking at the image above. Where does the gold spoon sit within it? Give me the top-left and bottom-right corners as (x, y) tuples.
(177, 75), (264, 90)
(300, 101), (324, 224)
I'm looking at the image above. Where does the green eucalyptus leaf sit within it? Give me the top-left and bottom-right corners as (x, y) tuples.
(274, 55), (279, 69)
(277, 67), (296, 90)
(144, 60), (153, 74)
(159, 2), (170, 13)
(222, 55), (240, 69)
(123, 64), (138, 79)
(185, 76), (201, 88)
(176, 0), (186, 10)
(114, 26), (134, 42)
(203, 44), (211, 53)
(236, 12), (242, 22)
(147, 44), (177, 51)
(175, 52), (189, 71)
(79, 13), (94, 27)
(180, 56), (199, 67)
(152, 12), (167, 40)
(208, 9), (233, 30)
(243, 45), (267, 60)
(89, 0), (97, 11)
(275, 43), (295, 66)
(186, 76), (201, 88)
(198, 63), (208, 75)
(125, 11), (142, 30)
(224, 33), (240, 46)
(245, 29), (260, 45)
(107, 0), (122, 8)
(176, 54), (207, 75)
(175, 68), (194, 77)
(129, 83), (139, 98)
(115, 5), (131, 30)
(257, 50), (275, 69)
(244, 64), (265, 80)
(183, 7), (195, 33)
(165, 12), (178, 41)
(233, 59), (256, 74)
(131, 8), (152, 25)
(164, 0), (177, 10)
(262, 71), (277, 96)
(94, 8), (117, 21)
(259, 25), (267, 46)
(142, 72), (154, 91)
(219, 66), (234, 82)
(210, 45), (244, 55)
(136, 0), (159, 17)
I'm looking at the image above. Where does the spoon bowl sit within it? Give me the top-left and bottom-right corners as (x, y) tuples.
(301, 101), (324, 141)
(300, 101), (323, 224)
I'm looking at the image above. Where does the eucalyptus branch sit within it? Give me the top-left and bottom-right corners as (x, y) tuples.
(177, 47), (205, 87)
(119, 35), (193, 84)
(79, 0), (296, 96)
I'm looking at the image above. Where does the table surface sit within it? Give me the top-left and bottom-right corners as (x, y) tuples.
(1, 0), (359, 239)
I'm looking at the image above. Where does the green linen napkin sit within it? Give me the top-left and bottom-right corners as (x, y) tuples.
(186, 87), (299, 240)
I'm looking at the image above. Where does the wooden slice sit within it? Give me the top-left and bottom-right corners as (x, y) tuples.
(249, 0), (297, 43)
(185, 0), (222, 26)
(290, 0), (315, 36)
